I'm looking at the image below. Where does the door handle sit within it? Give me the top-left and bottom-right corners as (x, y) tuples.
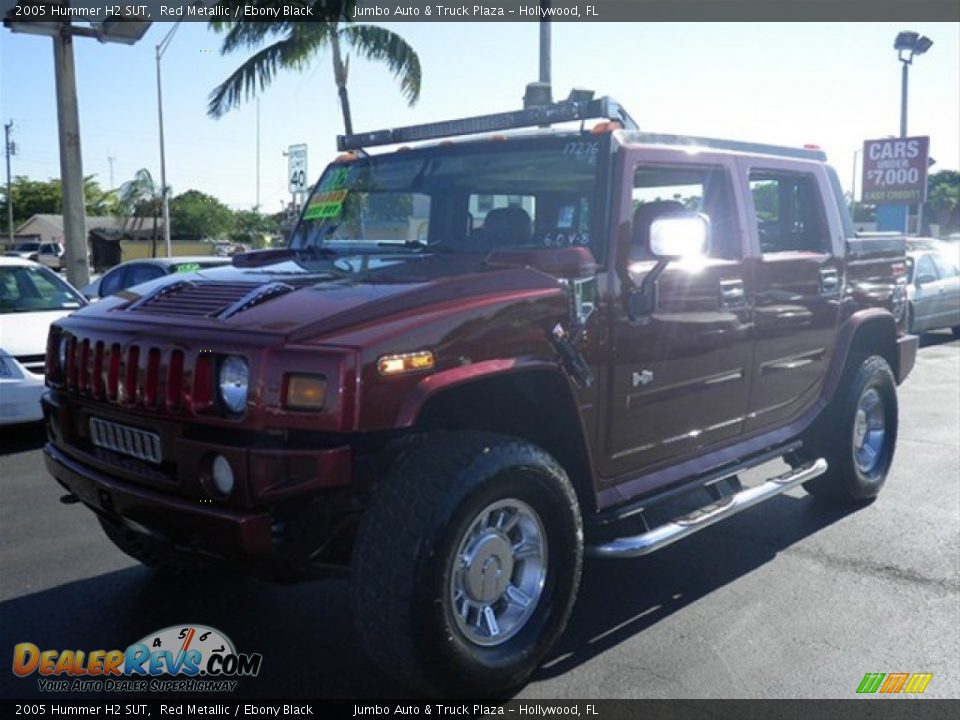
(819, 267), (841, 295)
(719, 279), (746, 309)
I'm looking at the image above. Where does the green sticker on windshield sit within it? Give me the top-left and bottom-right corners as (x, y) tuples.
(304, 189), (348, 220)
(175, 263), (201, 273)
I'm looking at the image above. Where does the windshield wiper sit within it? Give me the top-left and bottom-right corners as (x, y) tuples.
(376, 240), (453, 253)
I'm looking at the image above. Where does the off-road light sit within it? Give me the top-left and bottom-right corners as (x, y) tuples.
(218, 356), (249, 414)
(284, 374), (328, 410)
(211, 455), (235, 496)
(378, 351), (435, 376)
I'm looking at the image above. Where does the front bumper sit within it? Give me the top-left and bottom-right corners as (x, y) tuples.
(896, 333), (919, 385)
(45, 442), (275, 562)
(42, 392), (360, 575)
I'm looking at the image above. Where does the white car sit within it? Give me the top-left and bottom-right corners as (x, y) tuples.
(0, 257), (87, 424)
(4, 241), (65, 271)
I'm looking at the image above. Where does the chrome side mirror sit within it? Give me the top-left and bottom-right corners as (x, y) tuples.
(649, 213), (711, 259)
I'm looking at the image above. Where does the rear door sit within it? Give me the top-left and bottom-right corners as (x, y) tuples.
(929, 253), (960, 329)
(911, 253), (940, 331)
(738, 159), (844, 433)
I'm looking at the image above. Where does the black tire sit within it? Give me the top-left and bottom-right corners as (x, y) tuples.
(97, 515), (210, 574)
(351, 432), (583, 697)
(796, 355), (898, 504)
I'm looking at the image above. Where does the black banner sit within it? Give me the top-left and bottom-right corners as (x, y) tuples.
(2, 0), (959, 23)
(3, 700), (960, 720)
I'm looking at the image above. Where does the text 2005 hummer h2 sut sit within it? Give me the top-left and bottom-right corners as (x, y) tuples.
(43, 90), (917, 696)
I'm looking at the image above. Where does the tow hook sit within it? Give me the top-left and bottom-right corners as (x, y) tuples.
(59, 493), (80, 505)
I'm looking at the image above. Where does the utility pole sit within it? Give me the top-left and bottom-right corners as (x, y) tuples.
(107, 155), (116, 189)
(53, 28), (90, 288)
(4, 121), (14, 245)
(156, 22), (181, 258)
(256, 97), (261, 210)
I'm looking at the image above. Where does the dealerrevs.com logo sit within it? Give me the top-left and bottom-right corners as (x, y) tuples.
(12, 624), (263, 693)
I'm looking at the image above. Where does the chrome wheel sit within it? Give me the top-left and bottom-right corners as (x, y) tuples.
(449, 498), (547, 647)
(853, 388), (886, 474)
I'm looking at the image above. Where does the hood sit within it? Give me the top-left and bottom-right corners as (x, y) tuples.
(70, 253), (567, 342)
(0, 309), (75, 356)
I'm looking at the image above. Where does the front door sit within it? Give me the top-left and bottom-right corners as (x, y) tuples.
(738, 159), (844, 434)
(602, 152), (754, 481)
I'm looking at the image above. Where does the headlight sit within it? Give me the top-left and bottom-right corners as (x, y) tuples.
(218, 356), (249, 414)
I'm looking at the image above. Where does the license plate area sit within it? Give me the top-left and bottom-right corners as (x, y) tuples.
(90, 417), (163, 465)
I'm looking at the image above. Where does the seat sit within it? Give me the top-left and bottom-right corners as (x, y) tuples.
(630, 200), (686, 261)
(482, 206), (532, 247)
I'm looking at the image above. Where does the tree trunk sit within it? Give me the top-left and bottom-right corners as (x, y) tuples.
(330, 25), (353, 136)
(151, 212), (158, 258)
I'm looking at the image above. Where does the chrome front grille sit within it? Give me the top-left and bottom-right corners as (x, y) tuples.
(90, 417), (163, 465)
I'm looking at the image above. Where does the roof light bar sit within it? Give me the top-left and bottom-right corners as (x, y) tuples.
(336, 96), (638, 152)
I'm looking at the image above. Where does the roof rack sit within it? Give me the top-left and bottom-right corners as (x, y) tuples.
(620, 132), (827, 161)
(336, 96), (639, 152)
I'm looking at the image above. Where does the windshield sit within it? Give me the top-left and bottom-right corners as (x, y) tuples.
(290, 139), (607, 261)
(0, 264), (86, 314)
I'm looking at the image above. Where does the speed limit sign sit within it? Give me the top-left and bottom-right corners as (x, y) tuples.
(288, 144), (308, 194)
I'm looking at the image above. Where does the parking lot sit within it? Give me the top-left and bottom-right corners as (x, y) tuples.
(1, 333), (957, 700)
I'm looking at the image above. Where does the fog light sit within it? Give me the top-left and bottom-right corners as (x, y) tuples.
(211, 455), (235, 496)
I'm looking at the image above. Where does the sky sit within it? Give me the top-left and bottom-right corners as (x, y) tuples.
(1, 21), (958, 215)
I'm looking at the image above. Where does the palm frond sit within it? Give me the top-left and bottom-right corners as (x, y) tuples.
(341, 24), (422, 105)
(207, 24), (330, 118)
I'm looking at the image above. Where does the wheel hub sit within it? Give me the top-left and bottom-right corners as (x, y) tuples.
(449, 498), (547, 647)
(853, 388), (886, 474)
(462, 532), (514, 604)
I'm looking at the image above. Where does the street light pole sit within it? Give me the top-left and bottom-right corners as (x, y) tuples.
(899, 58), (909, 138)
(5, 121), (13, 245)
(894, 31), (932, 235)
(156, 22), (181, 259)
(53, 28), (90, 288)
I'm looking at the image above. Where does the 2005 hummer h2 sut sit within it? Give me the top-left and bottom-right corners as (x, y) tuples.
(43, 91), (917, 696)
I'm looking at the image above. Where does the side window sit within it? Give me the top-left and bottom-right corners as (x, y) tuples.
(915, 254), (939, 284)
(631, 165), (739, 261)
(931, 253), (958, 279)
(126, 264), (165, 288)
(749, 171), (829, 255)
(98, 267), (127, 297)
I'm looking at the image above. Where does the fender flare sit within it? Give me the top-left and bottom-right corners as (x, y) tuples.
(822, 308), (899, 403)
(395, 358), (566, 428)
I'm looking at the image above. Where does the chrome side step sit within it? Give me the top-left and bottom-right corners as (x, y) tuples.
(587, 458), (827, 559)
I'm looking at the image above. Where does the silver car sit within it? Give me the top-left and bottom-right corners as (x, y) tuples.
(907, 248), (960, 337)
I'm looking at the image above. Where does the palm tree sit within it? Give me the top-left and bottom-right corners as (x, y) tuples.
(118, 169), (163, 258)
(207, 3), (421, 135)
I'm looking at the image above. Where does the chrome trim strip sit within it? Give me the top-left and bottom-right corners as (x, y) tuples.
(218, 282), (295, 319)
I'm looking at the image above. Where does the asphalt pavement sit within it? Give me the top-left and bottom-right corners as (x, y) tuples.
(1, 333), (957, 699)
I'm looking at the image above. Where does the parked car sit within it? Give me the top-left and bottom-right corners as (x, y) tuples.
(82, 256), (231, 300)
(0, 257), (86, 424)
(4, 241), (65, 271)
(43, 91), (917, 696)
(906, 248), (960, 336)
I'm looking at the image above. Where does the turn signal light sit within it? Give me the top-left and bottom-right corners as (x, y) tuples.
(377, 350), (435, 376)
(284, 374), (327, 410)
